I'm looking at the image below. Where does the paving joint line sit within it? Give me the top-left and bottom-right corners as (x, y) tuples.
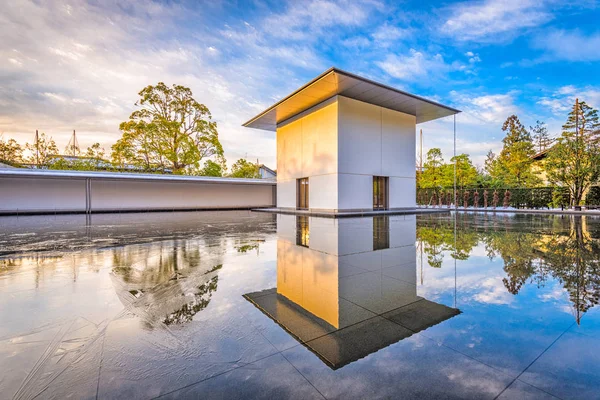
(492, 321), (577, 400)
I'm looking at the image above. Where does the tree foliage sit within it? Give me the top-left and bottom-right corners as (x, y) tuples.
(420, 148), (447, 190)
(546, 100), (600, 206)
(0, 137), (23, 164)
(450, 153), (478, 190)
(530, 120), (552, 153)
(50, 143), (108, 171)
(490, 115), (539, 187)
(229, 158), (260, 178)
(113, 83), (223, 174)
(419, 148), (478, 191)
(25, 132), (58, 166)
(197, 157), (227, 177)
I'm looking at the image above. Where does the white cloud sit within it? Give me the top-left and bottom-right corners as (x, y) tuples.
(372, 23), (410, 43)
(440, 0), (553, 42)
(261, 0), (376, 41)
(451, 92), (519, 124)
(417, 91), (520, 167)
(533, 29), (600, 61)
(0, 0), (386, 168)
(537, 85), (600, 115)
(376, 49), (451, 80)
(341, 36), (371, 49)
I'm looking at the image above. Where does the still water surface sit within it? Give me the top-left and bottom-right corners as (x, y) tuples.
(0, 211), (598, 399)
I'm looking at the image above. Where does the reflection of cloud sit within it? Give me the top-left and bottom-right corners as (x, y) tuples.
(472, 277), (514, 305)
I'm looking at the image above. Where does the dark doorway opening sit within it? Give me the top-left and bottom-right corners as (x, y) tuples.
(373, 176), (388, 210)
(297, 178), (309, 210)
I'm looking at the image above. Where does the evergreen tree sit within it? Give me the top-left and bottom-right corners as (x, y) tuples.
(530, 120), (552, 153)
(447, 153), (478, 190)
(562, 100), (600, 141)
(493, 115), (539, 187)
(546, 99), (600, 206)
(420, 148), (445, 191)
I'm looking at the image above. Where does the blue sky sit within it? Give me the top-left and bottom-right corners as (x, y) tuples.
(2, 0), (600, 168)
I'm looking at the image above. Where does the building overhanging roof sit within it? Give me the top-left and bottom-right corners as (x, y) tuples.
(243, 67), (461, 131)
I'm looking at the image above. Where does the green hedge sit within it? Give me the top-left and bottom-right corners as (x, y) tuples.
(585, 186), (600, 206)
(417, 187), (570, 209)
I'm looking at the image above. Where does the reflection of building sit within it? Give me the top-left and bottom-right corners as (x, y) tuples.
(243, 67), (460, 213)
(245, 215), (459, 369)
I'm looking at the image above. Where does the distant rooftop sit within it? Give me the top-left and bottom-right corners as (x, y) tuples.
(243, 67), (461, 131)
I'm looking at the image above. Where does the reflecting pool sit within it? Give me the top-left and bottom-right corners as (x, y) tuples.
(0, 211), (599, 399)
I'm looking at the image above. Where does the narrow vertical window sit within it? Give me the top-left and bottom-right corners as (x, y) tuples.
(297, 178), (309, 210)
(373, 176), (389, 210)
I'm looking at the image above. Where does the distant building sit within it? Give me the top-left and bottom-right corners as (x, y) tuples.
(243, 67), (459, 213)
(258, 164), (276, 179)
(531, 148), (550, 185)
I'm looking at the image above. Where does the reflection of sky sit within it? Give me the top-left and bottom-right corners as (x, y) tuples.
(0, 212), (598, 398)
(416, 241), (584, 322)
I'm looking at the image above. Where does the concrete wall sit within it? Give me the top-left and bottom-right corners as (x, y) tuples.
(338, 96), (416, 210)
(277, 99), (338, 210)
(276, 95), (416, 212)
(0, 172), (276, 215)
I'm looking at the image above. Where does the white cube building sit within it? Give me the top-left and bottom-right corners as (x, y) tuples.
(243, 68), (459, 213)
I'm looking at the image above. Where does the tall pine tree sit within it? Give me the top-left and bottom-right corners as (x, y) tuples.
(493, 115), (539, 187)
(530, 120), (552, 153)
(546, 99), (600, 206)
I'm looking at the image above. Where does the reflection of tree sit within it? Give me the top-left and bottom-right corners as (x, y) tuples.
(111, 240), (203, 287)
(235, 239), (264, 254)
(417, 214), (600, 321)
(417, 214), (478, 267)
(162, 274), (220, 326)
(110, 240), (223, 329)
(536, 217), (600, 320)
(483, 230), (541, 294)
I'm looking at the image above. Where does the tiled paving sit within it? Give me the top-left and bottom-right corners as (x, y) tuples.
(1, 211), (598, 399)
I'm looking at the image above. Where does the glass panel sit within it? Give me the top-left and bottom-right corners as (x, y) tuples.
(296, 216), (310, 247)
(373, 216), (390, 250)
(373, 176), (387, 210)
(297, 178), (309, 209)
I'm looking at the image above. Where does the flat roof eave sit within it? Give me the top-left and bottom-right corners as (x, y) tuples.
(243, 67), (461, 131)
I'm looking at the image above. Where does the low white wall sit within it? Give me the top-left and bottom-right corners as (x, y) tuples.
(0, 172), (276, 214)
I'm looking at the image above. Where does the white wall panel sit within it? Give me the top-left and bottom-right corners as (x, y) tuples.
(308, 174), (338, 210)
(277, 118), (303, 181)
(389, 177), (416, 208)
(338, 96), (382, 176)
(301, 102), (338, 177)
(277, 179), (296, 209)
(337, 174), (372, 211)
(0, 177), (86, 213)
(382, 107), (416, 178)
(0, 176), (275, 214)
